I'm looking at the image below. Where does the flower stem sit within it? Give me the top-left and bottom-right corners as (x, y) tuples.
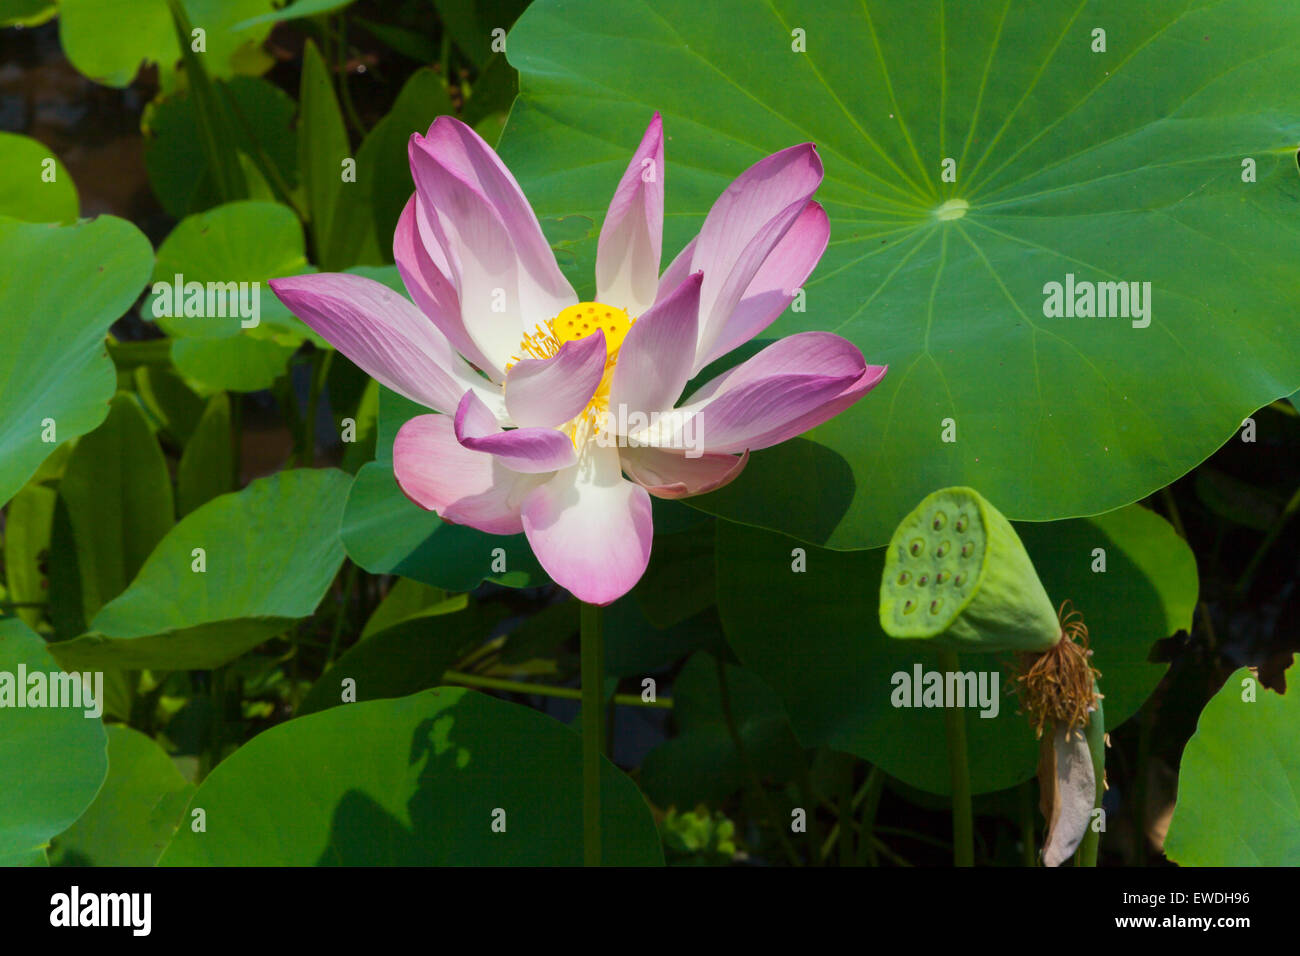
(580, 602), (605, 867)
(938, 648), (974, 867)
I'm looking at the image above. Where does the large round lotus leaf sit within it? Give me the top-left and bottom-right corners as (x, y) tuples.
(158, 688), (663, 865)
(58, 0), (276, 88)
(0, 132), (77, 223)
(49, 468), (351, 671)
(0, 217), (154, 508)
(147, 201), (308, 390)
(151, 200), (307, 339)
(0, 618), (108, 866)
(340, 387), (548, 591)
(50, 725), (194, 867)
(715, 503), (1196, 794)
(1165, 668), (1300, 865)
(171, 336), (298, 393)
(502, 0), (1300, 548)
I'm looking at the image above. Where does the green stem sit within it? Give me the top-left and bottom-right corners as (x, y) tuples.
(938, 648), (974, 866)
(219, 83), (302, 214)
(1133, 699), (1150, 867)
(1018, 779), (1037, 867)
(439, 671), (671, 709)
(813, 796), (914, 866)
(872, 824), (956, 853)
(716, 656), (801, 867)
(334, 15), (368, 139)
(300, 350), (329, 466)
(1161, 486), (1220, 648)
(580, 602), (604, 867)
(1158, 486), (1187, 539)
(837, 786), (854, 866)
(1236, 482), (1300, 596)
(324, 560), (356, 666)
(856, 765), (885, 866)
(200, 666), (227, 781)
(832, 751), (855, 866)
(796, 763), (824, 866)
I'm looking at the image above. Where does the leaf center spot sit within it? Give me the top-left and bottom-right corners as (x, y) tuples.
(934, 199), (970, 221)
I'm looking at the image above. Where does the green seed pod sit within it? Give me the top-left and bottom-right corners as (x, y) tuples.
(879, 486), (1060, 653)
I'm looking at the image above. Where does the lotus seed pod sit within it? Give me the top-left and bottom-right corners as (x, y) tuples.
(879, 486), (1060, 653)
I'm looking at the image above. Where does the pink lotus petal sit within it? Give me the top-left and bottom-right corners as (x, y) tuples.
(655, 236), (697, 305)
(505, 328), (607, 428)
(687, 144), (824, 372)
(620, 446), (749, 499)
(609, 272), (701, 421)
(454, 390), (576, 474)
(702, 201), (829, 364)
(407, 146), (529, 378)
(676, 332), (886, 454)
(596, 113), (664, 316)
(394, 413), (543, 535)
(409, 128), (576, 377)
(268, 272), (493, 417)
(393, 195), (501, 380)
(420, 116), (573, 306)
(521, 444), (653, 605)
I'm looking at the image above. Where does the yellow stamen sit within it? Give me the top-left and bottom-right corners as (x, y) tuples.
(513, 323), (561, 364)
(508, 301), (637, 452)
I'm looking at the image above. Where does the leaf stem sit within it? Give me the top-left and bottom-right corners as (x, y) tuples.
(333, 14), (368, 140)
(856, 765), (885, 866)
(300, 349), (329, 466)
(438, 670), (671, 708)
(1236, 481), (1300, 596)
(814, 795), (913, 866)
(715, 655), (801, 866)
(1160, 486), (1219, 648)
(325, 560), (356, 666)
(938, 647), (974, 866)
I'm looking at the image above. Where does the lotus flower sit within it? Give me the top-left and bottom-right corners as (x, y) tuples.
(271, 114), (886, 604)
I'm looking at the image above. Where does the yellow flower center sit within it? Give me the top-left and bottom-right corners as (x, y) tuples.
(553, 301), (634, 351)
(512, 301), (636, 451)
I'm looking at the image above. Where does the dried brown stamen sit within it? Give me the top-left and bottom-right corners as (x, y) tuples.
(1013, 601), (1102, 739)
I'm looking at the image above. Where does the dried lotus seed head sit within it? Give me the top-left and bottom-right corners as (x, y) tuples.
(880, 488), (987, 639)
